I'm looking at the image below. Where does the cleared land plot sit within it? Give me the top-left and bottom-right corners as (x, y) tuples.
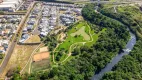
(1, 45), (39, 77)
(33, 52), (49, 62)
(40, 47), (48, 52)
(31, 59), (50, 72)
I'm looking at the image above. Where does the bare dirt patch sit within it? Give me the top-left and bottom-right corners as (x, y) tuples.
(40, 47), (48, 52)
(1, 44), (38, 77)
(33, 52), (50, 62)
(59, 32), (66, 41)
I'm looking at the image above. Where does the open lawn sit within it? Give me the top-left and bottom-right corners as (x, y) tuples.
(56, 22), (90, 52)
(71, 26), (90, 40)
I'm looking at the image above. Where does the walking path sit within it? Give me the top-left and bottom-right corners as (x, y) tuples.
(53, 23), (94, 64)
(20, 44), (42, 74)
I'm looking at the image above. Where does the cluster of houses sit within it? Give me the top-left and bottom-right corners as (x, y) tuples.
(42, 2), (84, 8)
(0, 15), (22, 24)
(20, 2), (83, 43)
(59, 7), (82, 26)
(38, 2), (82, 36)
(38, 5), (57, 37)
(60, 14), (75, 26)
(0, 15), (23, 53)
(20, 3), (42, 43)
(19, 0), (35, 11)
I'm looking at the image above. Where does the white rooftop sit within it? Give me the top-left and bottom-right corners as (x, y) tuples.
(0, 4), (15, 8)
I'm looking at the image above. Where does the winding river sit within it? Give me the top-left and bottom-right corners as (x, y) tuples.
(92, 30), (136, 80)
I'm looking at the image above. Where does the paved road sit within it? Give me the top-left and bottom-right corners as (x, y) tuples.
(0, 41), (16, 76)
(32, 4), (43, 35)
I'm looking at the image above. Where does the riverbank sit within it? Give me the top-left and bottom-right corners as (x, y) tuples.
(92, 31), (136, 80)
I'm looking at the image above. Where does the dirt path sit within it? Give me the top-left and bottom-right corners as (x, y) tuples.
(60, 24), (93, 63)
(52, 44), (60, 64)
(53, 23), (94, 64)
(20, 44), (42, 74)
(61, 42), (86, 63)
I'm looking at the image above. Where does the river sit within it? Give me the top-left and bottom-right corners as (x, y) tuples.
(92, 30), (136, 80)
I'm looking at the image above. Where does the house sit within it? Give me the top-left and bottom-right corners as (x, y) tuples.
(40, 32), (48, 37)
(30, 15), (37, 18)
(27, 25), (33, 31)
(27, 19), (35, 25)
(23, 27), (27, 33)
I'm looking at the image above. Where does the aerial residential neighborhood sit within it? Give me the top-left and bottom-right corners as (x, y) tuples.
(0, 0), (141, 80)
(0, 15), (23, 53)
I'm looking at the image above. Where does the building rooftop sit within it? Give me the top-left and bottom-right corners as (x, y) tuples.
(0, 4), (15, 8)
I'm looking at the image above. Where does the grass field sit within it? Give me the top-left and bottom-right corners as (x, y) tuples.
(70, 26), (90, 40)
(31, 59), (50, 72)
(56, 22), (90, 52)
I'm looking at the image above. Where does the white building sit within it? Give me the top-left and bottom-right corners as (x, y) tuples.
(0, 0), (23, 12)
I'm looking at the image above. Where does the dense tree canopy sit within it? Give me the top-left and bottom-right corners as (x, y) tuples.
(99, 4), (142, 80)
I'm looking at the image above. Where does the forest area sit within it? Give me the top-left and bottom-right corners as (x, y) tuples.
(10, 3), (131, 80)
(97, 4), (142, 80)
